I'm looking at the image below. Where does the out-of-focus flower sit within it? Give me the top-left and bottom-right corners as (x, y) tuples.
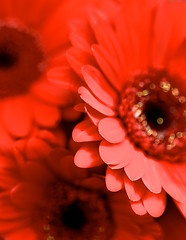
(0, 142), (163, 240)
(0, 0), (103, 153)
(67, 0), (186, 217)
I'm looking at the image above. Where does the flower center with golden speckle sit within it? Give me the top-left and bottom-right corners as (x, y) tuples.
(0, 22), (45, 98)
(119, 69), (186, 162)
(33, 182), (114, 240)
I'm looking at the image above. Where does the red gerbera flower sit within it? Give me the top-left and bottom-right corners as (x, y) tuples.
(0, 143), (163, 240)
(67, 0), (186, 217)
(0, 0), (101, 153)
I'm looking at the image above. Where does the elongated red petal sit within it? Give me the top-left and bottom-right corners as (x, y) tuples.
(67, 48), (95, 75)
(142, 158), (162, 194)
(85, 105), (105, 126)
(91, 44), (123, 91)
(125, 151), (146, 181)
(82, 65), (118, 108)
(124, 173), (146, 202)
(78, 86), (116, 116)
(158, 162), (186, 203)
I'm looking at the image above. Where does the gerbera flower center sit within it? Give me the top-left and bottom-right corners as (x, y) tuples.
(34, 182), (114, 240)
(61, 200), (87, 230)
(143, 101), (171, 131)
(0, 23), (45, 98)
(0, 48), (17, 68)
(119, 69), (186, 162)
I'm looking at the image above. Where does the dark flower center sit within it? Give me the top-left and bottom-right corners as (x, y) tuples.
(34, 182), (114, 240)
(143, 101), (171, 131)
(0, 48), (17, 68)
(0, 23), (45, 98)
(61, 201), (87, 230)
(119, 69), (186, 162)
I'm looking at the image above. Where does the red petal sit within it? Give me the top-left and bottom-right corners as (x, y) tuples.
(32, 99), (61, 127)
(78, 86), (116, 116)
(99, 139), (132, 165)
(168, 40), (186, 79)
(130, 200), (147, 216)
(89, 8), (124, 67)
(0, 155), (15, 168)
(142, 158), (162, 194)
(85, 105), (105, 126)
(72, 118), (102, 142)
(82, 65), (118, 108)
(31, 79), (74, 106)
(109, 161), (131, 170)
(0, 218), (29, 235)
(5, 227), (37, 240)
(0, 124), (14, 153)
(47, 65), (81, 92)
(74, 142), (103, 168)
(40, 0), (100, 53)
(0, 197), (26, 220)
(153, 1), (186, 68)
(10, 183), (43, 208)
(21, 161), (54, 183)
(49, 52), (67, 68)
(158, 162), (186, 202)
(105, 167), (124, 192)
(25, 138), (52, 160)
(39, 5), (70, 52)
(117, 0), (157, 71)
(124, 174), (146, 202)
(74, 103), (86, 112)
(6, 0), (61, 28)
(113, 229), (140, 240)
(98, 117), (125, 143)
(0, 168), (18, 189)
(37, 129), (66, 147)
(174, 200), (186, 218)
(68, 17), (95, 53)
(125, 151), (146, 181)
(1, 97), (31, 137)
(142, 190), (167, 217)
(91, 44), (123, 91)
(70, 31), (92, 53)
(66, 48), (96, 75)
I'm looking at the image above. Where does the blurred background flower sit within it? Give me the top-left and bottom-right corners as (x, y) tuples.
(0, 136), (163, 240)
(0, 0), (101, 153)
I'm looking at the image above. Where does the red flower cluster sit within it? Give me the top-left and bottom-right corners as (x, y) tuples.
(0, 0), (185, 239)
